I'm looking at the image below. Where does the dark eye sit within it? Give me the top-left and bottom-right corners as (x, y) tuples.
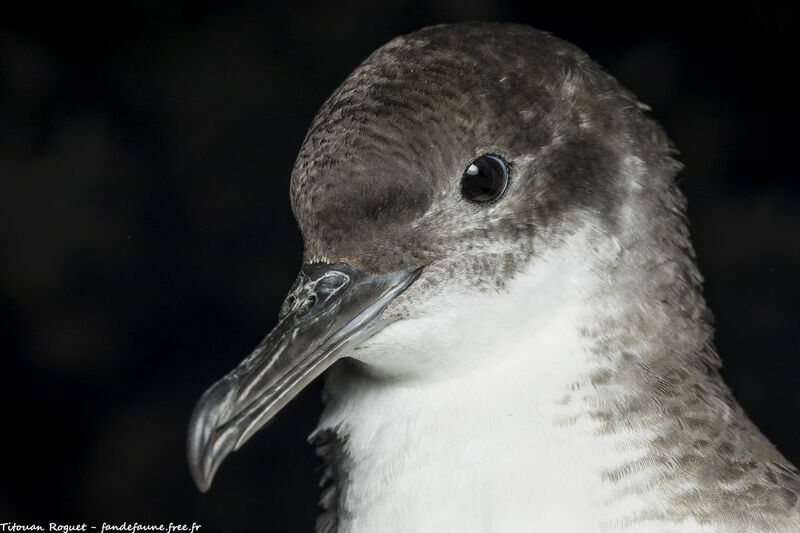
(460, 154), (508, 204)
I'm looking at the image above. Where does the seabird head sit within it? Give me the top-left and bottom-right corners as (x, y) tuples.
(187, 22), (683, 492)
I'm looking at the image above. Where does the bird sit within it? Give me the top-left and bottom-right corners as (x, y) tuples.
(187, 22), (800, 532)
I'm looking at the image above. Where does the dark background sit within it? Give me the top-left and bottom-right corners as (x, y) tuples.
(1, 1), (798, 531)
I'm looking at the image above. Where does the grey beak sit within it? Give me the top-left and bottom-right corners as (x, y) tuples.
(187, 261), (423, 492)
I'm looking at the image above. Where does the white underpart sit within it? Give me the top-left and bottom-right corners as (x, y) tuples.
(314, 227), (714, 532)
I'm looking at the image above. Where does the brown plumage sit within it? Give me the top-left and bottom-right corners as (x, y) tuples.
(286, 23), (800, 531)
(185, 22), (798, 531)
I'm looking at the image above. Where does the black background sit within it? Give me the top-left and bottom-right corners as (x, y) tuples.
(1, 1), (798, 531)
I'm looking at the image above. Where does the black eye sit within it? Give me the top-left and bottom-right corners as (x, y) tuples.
(460, 154), (508, 204)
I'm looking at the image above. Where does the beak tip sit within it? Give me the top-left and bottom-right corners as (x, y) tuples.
(187, 436), (212, 493)
(187, 378), (237, 493)
(193, 471), (213, 493)
(187, 434), (219, 493)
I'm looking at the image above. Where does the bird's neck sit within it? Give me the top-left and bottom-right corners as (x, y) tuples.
(316, 351), (657, 532)
(312, 228), (766, 532)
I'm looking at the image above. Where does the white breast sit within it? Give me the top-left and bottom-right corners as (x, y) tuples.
(314, 230), (716, 532)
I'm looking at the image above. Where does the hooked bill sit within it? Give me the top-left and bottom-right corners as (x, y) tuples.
(187, 262), (422, 491)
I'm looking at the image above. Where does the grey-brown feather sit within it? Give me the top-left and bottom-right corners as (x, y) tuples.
(312, 429), (344, 533)
(287, 22), (800, 532)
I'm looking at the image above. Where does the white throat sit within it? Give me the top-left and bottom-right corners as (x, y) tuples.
(312, 228), (712, 532)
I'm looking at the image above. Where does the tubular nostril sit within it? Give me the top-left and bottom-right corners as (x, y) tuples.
(296, 294), (317, 317)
